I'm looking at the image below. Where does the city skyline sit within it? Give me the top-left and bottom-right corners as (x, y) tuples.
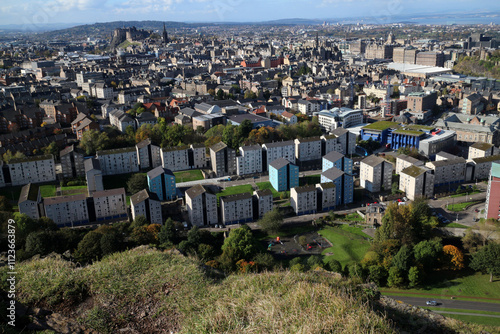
(0, 0), (499, 28)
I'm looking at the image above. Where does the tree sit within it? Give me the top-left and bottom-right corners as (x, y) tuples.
(470, 243), (500, 282)
(127, 174), (148, 195)
(187, 225), (201, 246)
(361, 251), (381, 266)
(387, 266), (405, 288)
(208, 89), (216, 96)
(100, 232), (123, 256)
(442, 245), (465, 271)
(392, 245), (413, 272)
(216, 89), (224, 100)
(408, 266), (421, 288)
(25, 231), (58, 256)
(257, 208), (284, 235)
(0, 196), (13, 212)
(413, 239), (442, 271)
(130, 215), (149, 230)
(159, 217), (178, 246)
(74, 231), (103, 263)
(367, 265), (387, 286)
(253, 253), (275, 271)
(391, 182), (399, 195)
(2, 150), (26, 163)
(462, 229), (483, 253)
(42, 142), (59, 159)
(306, 255), (323, 270)
(220, 226), (258, 269)
(326, 258), (342, 273)
(130, 224), (160, 246)
(476, 218), (500, 246)
(244, 90), (257, 99)
(79, 130), (110, 155)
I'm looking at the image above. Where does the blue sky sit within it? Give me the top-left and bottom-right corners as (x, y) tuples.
(0, 0), (499, 26)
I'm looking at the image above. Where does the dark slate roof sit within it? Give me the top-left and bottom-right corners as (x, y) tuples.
(60, 144), (75, 157)
(43, 193), (87, 205)
(185, 184), (212, 198)
(210, 141), (227, 153)
(240, 144), (262, 152)
(321, 167), (344, 181)
(323, 151), (344, 163)
(263, 140), (295, 148)
(18, 183), (39, 204)
(255, 189), (272, 197)
(361, 155), (385, 167)
(92, 188), (126, 199)
(84, 158), (101, 172)
(269, 157), (291, 170)
(220, 192), (252, 202)
(293, 184), (316, 194)
(147, 166), (174, 179)
(136, 138), (151, 149)
(130, 189), (160, 205)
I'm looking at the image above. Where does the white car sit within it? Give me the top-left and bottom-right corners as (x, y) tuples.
(426, 301), (438, 306)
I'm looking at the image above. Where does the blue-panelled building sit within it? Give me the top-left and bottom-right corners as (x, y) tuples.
(147, 166), (176, 201)
(390, 130), (425, 150)
(322, 151), (353, 174)
(321, 167), (354, 206)
(360, 121), (399, 145)
(269, 157), (299, 192)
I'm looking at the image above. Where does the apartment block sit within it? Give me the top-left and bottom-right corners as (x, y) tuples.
(395, 154), (424, 174)
(85, 158), (103, 196)
(295, 137), (322, 162)
(262, 140), (296, 168)
(44, 194), (89, 227)
(92, 188), (128, 222)
(360, 155), (393, 193)
(468, 142), (495, 159)
(161, 146), (190, 172)
(291, 184), (317, 215)
(468, 155), (500, 181)
(425, 158), (466, 187)
(322, 151), (353, 174)
(485, 162), (500, 219)
(185, 184), (218, 227)
(321, 135), (343, 156)
(330, 128), (356, 155)
(147, 166), (176, 201)
(136, 138), (162, 170)
(237, 145), (263, 175)
(18, 183), (41, 220)
(60, 144), (85, 179)
(253, 189), (273, 219)
(189, 144), (207, 169)
(8, 155), (56, 186)
(210, 142), (237, 177)
(97, 147), (139, 175)
(407, 92), (437, 112)
(316, 182), (336, 212)
(461, 93), (484, 115)
(221, 192), (254, 225)
(399, 165), (435, 201)
(321, 167), (354, 206)
(269, 158), (299, 192)
(130, 189), (163, 224)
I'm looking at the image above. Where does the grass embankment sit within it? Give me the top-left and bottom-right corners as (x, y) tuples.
(174, 170), (204, 183)
(61, 185), (87, 196)
(39, 185), (56, 197)
(380, 271), (500, 303)
(256, 181), (282, 198)
(319, 225), (371, 267)
(447, 201), (481, 212)
(3, 246), (495, 333)
(216, 184), (254, 204)
(430, 312), (500, 327)
(449, 190), (481, 198)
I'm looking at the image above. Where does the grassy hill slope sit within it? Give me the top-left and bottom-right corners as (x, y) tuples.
(1, 246), (497, 333)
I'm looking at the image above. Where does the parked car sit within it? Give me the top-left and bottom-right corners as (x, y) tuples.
(426, 301), (438, 306)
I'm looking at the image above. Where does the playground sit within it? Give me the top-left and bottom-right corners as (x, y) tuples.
(265, 230), (332, 260)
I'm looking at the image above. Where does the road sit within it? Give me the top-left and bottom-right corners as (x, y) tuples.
(385, 295), (500, 314)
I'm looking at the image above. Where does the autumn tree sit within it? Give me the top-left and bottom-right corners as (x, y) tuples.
(257, 208), (284, 235)
(442, 245), (465, 271)
(79, 130), (110, 155)
(476, 218), (500, 246)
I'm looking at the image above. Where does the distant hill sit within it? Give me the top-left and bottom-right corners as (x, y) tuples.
(1, 246), (497, 333)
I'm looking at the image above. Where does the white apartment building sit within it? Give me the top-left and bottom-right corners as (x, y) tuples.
(262, 140), (296, 167)
(93, 188), (127, 221)
(8, 155), (56, 186)
(295, 137), (322, 162)
(321, 135), (343, 156)
(316, 182), (336, 211)
(18, 183), (41, 220)
(330, 128), (357, 155)
(85, 158), (103, 196)
(291, 184), (317, 215)
(254, 189), (273, 219)
(185, 184), (218, 227)
(220, 193), (253, 225)
(130, 189), (163, 224)
(468, 142), (495, 160)
(237, 145), (263, 175)
(97, 147), (139, 175)
(360, 155), (393, 193)
(425, 158), (466, 186)
(44, 194), (89, 226)
(136, 138), (162, 170)
(399, 165), (435, 201)
(395, 154), (424, 174)
(190, 144), (207, 169)
(161, 146), (190, 172)
(94, 83), (114, 99)
(469, 155), (500, 181)
(109, 109), (136, 132)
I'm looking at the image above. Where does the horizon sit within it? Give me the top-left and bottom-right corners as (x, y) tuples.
(0, 0), (499, 31)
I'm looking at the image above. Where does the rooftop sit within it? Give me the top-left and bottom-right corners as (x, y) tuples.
(97, 147), (136, 156)
(491, 162), (500, 178)
(18, 183), (39, 204)
(470, 142), (494, 151)
(255, 189), (273, 197)
(392, 129), (425, 136)
(210, 141), (228, 153)
(92, 188), (126, 199)
(293, 184), (316, 194)
(185, 184), (213, 198)
(472, 154), (500, 164)
(362, 121), (400, 132)
(44, 193), (87, 206)
(361, 155), (386, 167)
(269, 157), (291, 170)
(321, 167), (344, 181)
(323, 151), (345, 163)
(130, 189), (160, 205)
(401, 165), (427, 178)
(220, 192), (253, 202)
(9, 154), (54, 164)
(317, 182), (336, 189)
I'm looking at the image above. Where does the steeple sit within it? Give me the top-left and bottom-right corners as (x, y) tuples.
(316, 31), (319, 48)
(163, 23), (168, 44)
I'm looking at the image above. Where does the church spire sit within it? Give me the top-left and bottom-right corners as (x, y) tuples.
(163, 23), (168, 44)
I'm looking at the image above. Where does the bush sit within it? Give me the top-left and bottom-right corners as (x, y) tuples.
(326, 258), (342, 273)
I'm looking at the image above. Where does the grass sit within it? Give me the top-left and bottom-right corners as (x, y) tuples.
(363, 121), (400, 131)
(319, 225), (371, 267)
(345, 212), (364, 222)
(449, 190), (481, 198)
(174, 170), (204, 183)
(447, 201), (481, 212)
(299, 174), (320, 186)
(437, 313), (500, 327)
(256, 181), (281, 198)
(424, 307), (500, 316)
(39, 185), (56, 198)
(380, 271), (500, 302)
(216, 184), (254, 204)
(61, 185), (87, 196)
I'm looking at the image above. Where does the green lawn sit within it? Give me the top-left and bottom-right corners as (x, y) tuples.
(345, 212), (364, 222)
(319, 225), (371, 267)
(447, 201), (481, 212)
(61, 185), (88, 196)
(380, 272), (500, 301)
(424, 307), (500, 316)
(437, 313), (500, 327)
(449, 190), (481, 198)
(300, 174), (320, 186)
(216, 184), (254, 204)
(174, 170), (204, 183)
(39, 185), (56, 198)
(256, 181), (281, 198)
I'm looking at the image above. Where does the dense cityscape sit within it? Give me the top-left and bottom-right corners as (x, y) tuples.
(0, 4), (500, 333)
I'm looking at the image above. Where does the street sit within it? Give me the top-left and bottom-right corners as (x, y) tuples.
(385, 295), (500, 315)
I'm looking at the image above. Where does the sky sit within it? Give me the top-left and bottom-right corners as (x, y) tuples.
(0, 0), (499, 27)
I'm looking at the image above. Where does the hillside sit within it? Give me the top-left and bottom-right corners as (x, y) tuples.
(453, 51), (500, 80)
(1, 246), (497, 334)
